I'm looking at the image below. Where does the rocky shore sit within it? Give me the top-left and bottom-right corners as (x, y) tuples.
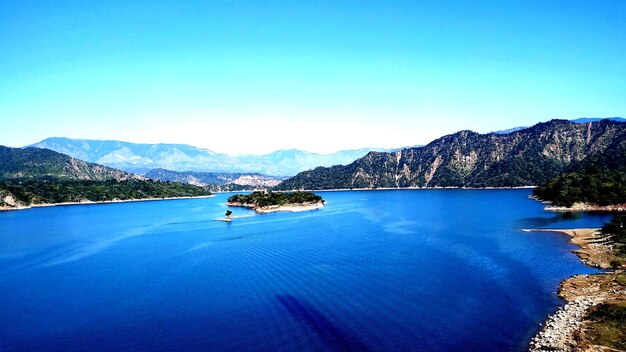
(226, 201), (324, 213)
(524, 229), (626, 352)
(545, 202), (626, 213)
(529, 297), (601, 351)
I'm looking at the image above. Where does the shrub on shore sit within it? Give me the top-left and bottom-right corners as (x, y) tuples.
(584, 303), (626, 350)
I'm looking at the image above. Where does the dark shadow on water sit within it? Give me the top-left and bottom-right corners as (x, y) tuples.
(276, 294), (373, 352)
(516, 212), (581, 228)
(214, 235), (244, 241)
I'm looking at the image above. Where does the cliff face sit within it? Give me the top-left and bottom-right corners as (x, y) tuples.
(277, 119), (626, 190)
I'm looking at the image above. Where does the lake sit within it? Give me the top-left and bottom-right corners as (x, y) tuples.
(0, 189), (612, 351)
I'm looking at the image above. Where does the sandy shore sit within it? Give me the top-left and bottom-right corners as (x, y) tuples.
(0, 195), (215, 212)
(524, 228), (626, 351)
(522, 229), (618, 269)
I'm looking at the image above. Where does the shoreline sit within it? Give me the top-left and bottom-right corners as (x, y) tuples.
(226, 201), (325, 213)
(284, 186), (537, 192)
(256, 202), (325, 213)
(523, 228), (625, 351)
(533, 195), (626, 213)
(0, 195), (215, 212)
(545, 203), (626, 213)
(211, 186), (537, 194)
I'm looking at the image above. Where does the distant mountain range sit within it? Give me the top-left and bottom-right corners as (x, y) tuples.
(144, 168), (286, 188)
(276, 119), (626, 190)
(571, 117), (625, 124)
(493, 117), (625, 135)
(28, 138), (390, 176)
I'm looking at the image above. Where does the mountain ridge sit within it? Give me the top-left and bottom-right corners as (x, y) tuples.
(275, 119), (626, 190)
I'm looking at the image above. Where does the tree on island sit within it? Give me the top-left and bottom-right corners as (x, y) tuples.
(225, 209), (232, 220)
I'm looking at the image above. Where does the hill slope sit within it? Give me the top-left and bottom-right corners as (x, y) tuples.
(533, 133), (626, 208)
(0, 146), (138, 181)
(0, 146), (211, 209)
(276, 119), (626, 190)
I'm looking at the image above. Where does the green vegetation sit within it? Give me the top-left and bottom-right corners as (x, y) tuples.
(601, 215), (626, 257)
(532, 135), (626, 208)
(532, 170), (626, 207)
(274, 165), (356, 191)
(227, 191), (323, 209)
(0, 178), (211, 208)
(584, 303), (626, 350)
(0, 145), (212, 209)
(0, 146), (133, 181)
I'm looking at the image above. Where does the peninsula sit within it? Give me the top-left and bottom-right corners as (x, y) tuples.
(226, 191), (325, 213)
(526, 217), (626, 351)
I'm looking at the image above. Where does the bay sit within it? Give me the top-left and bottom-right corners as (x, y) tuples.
(0, 189), (611, 351)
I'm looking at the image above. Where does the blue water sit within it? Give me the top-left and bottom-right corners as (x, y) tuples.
(0, 189), (612, 351)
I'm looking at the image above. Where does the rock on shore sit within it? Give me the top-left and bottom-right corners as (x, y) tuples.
(525, 228), (626, 351)
(529, 297), (601, 352)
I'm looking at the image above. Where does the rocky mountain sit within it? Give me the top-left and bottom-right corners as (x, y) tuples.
(0, 146), (139, 181)
(275, 119), (626, 190)
(533, 130), (626, 208)
(29, 138), (389, 176)
(144, 168), (286, 188)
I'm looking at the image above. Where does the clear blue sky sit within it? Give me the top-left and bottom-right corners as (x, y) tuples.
(1, 0), (625, 154)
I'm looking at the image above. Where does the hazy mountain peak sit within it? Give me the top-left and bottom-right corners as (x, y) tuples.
(28, 138), (391, 176)
(570, 117), (625, 124)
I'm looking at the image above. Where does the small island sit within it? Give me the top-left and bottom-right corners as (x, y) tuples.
(226, 191), (325, 213)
